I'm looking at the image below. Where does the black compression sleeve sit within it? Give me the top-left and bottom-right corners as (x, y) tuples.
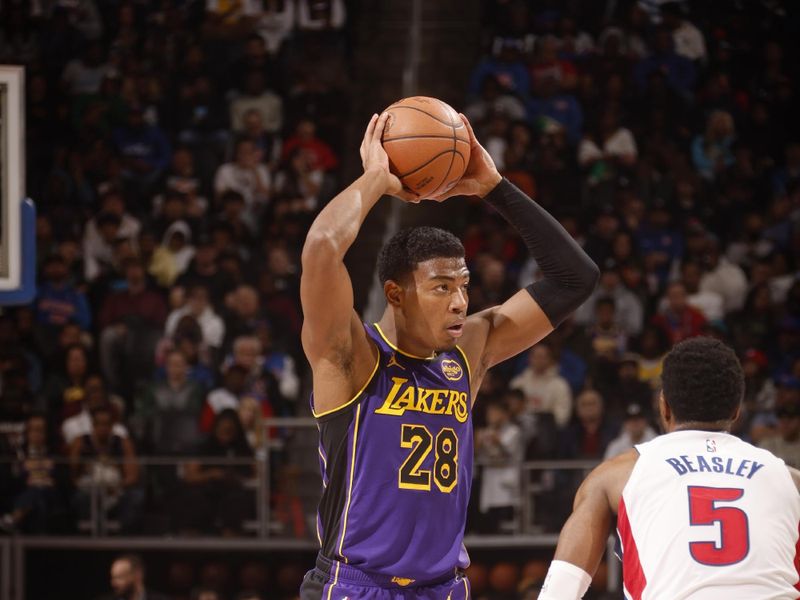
(484, 178), (599, 326)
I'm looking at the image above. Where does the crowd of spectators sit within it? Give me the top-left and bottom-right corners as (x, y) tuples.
(0, 0), (348, 594)
(463, 0), (800, 559)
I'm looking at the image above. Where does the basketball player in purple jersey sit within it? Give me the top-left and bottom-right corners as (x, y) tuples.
(299, 112), (599, 599)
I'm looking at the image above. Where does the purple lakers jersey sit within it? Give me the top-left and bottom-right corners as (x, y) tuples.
(312, 323), (473, 584)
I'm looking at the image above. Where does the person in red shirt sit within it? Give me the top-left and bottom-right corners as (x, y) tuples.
(280, 118), (338, 171)
(98, 259), (167, 397)
(652, 281), (707, 344)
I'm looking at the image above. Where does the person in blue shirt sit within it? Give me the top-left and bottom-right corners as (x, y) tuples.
(35, 255), (91, 331)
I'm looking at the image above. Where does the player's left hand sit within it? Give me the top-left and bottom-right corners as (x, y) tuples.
(429, 113), (502, 201)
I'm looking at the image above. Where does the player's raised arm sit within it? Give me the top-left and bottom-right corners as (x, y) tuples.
(301, 113), (408, 413)
(450, 115), (600, 389)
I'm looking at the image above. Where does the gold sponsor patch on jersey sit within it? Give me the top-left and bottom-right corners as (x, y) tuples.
(441, 359), (463, 381)
(391, 577), (415, 587)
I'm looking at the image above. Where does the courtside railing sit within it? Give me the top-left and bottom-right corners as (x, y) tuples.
(0, 417), (619, 599)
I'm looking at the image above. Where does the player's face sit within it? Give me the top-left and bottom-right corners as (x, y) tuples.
(404, 257), (469, 352)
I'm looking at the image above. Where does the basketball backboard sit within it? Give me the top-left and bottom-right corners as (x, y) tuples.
(0, 65), (35, 305)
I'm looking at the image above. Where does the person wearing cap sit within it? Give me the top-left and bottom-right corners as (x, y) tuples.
(758, 402), (800, 468)
(604, 403), (657, 459)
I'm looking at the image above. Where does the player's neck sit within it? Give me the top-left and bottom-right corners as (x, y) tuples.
(670, 420), (732, 434)
(377, 312), (436, 359)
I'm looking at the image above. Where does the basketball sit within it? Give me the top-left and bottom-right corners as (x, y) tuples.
(381, 96), (471, 199)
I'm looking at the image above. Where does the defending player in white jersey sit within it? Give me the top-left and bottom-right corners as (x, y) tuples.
(540, 336), (800, 600)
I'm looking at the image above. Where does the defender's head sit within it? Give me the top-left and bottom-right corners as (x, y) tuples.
(660, 337), (744, 431)
(378, 227), (467, 352)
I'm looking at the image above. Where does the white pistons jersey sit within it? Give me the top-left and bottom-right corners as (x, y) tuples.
(618, 430), (800, 600)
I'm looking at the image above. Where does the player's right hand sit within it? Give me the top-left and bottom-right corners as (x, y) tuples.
(360, 113), (419, 203)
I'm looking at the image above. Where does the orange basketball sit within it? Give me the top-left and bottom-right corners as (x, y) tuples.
(381, 96), (471, 199)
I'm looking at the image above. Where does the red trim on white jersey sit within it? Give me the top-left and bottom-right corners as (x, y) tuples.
(794, 521), (800, 592)
(618, 497), (647, 600)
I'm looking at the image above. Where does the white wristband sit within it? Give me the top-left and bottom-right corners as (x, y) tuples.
(537, 560), (592, 600)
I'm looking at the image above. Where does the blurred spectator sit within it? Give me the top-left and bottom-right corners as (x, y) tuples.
(273, 148), (328, 215)
(149, 220), (196, 287)
(39, 344), (95, 426)
(691, 110), (735, 181)
(728, 283), (776, 354)
(100, 554), (169, 600)
(700, 236), (748, 314)
(675, 259), (724, 323)
(238, 108), (282, 170)
(201, 365), (251, 433)
(604, 403), (657, 459)
(558, 390), (618, 460)
(61, 374), (128, 446)
(61, 41), (109, 96)
(652, 281), (708, 344)
(475, 399), (523, 533)
(166, 284), (226, 352)
(527, 76), (583, 145)
(758, 402), (800, 468)
(575, 261), (643, 337)
(83, 190), (141, 282)
(98, 259), (167, 395)
(661, 2), (706, 63)
(35, 255), (91, 331)
(254, 320), (300, 404)
(0, 414), (68, 533)
(636, 198), (683, 286)
(251, 1), (295, 55)
(176, 409), (255, 535)
(280, 119), (338, 172)
(113, 106), (172, 189)
(133, 350), (205, 456)
(529, 35), (577, 93)
(469, 38), (530, 100)
(578, 109), (638, 184)
(214, 138), (271, 213)
(158, 148), (210, 223)
(586, 297), (628, 362)
(69, 405), (144, 533)
(230, 69), (283, 134)
(633, 27), (696, 99)
(510, 342), (572, 427)
(174, 241), (236, 310)
(603, 354), (654, 421)
(464, 75), (527, 125)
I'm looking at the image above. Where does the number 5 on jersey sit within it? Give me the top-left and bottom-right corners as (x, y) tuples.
(688, 486), (750, 566)
(398, 424), (458, 492)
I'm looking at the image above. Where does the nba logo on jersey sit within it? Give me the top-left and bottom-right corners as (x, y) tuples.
(705, 439), (716, 452)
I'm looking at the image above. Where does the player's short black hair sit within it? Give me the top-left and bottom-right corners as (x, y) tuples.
(662, 337), (744, 423)
(377, 227), (464, 284)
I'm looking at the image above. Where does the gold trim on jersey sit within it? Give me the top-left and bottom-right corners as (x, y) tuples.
(463, 576), (469, 599)
(325, 561), (340, 600)
(373, 323), (436, 360)
(338, 403), (361, 563)
(454, 344), (472, 382)
(311, 353), (380, 418)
